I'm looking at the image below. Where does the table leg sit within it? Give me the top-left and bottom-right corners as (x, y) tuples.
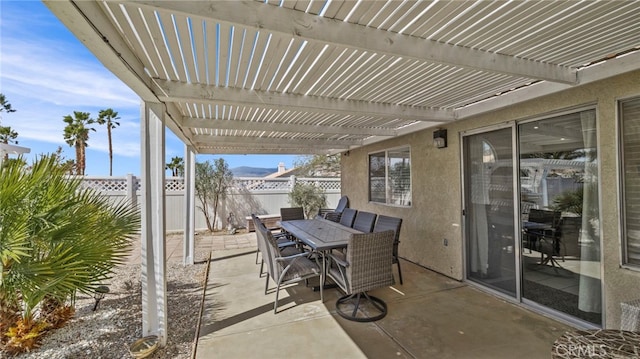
(312, 250), (338, 292)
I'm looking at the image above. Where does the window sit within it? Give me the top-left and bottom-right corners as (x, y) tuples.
(369, 147), (411, 206)
(620, 97), (640, 266)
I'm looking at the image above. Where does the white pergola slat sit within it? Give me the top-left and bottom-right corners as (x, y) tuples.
(43, 0), (640, 345)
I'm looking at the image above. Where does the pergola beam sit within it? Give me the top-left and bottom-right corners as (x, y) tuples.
(181, 118), (396, 136)
(193, 134), (358, 148)
(197, 146), (340, 155)
(152, 80), (453, 123)
(132, 0), (577, 84)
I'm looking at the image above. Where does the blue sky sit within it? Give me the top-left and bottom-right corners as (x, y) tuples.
(0, 1), (298, 176)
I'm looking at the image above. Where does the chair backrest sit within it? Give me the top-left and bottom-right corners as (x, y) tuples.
(352, 211), (377, 232)
(559, 216), (582, 257)
(339, 208), (358, 227)
(335, 196), (349, 213)
(253, 215), (274, 276)
(346, 230), (395, 293)
(255, 220), (282, 279)
(529, 209), (561, 227)
(373, 215), (403, 261)
(280, 207), (305, 221)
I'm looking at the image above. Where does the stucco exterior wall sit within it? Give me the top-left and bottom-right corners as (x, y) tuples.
(341, 69), (640, 328)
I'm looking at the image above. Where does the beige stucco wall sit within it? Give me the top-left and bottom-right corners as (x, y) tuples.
(341, 69), (640, 328)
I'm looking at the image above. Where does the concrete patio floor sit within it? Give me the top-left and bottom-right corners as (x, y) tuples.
(193, 232), (573, 359)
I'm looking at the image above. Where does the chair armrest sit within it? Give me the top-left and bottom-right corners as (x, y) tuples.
(275, 251), (312, 262)
(324, 212), (342, 222)
(327, 252), (349, 267)
(277, 240), (297, 248)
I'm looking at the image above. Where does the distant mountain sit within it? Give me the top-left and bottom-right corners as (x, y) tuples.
(231, 166), (277, 177)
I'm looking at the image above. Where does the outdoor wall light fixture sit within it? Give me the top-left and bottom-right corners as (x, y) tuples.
(433, 129), (447, 149)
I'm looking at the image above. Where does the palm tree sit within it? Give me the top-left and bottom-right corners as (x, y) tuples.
(166, 156), (184, 177)
(96, 108), (120, 176)
(0, 93), (18, 162)
(0, 155), (140, 352)
(0, 127), (18, 145)
(63, 111), (95, 175)
(0, 93), (16, 115)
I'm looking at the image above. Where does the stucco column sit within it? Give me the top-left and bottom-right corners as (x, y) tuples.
(140, 101), (167, 345)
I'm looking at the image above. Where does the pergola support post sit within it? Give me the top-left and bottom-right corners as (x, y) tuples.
(140, 101), (167, 346)
(184, 144), (196, 265)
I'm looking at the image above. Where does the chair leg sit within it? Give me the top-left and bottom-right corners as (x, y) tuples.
(264, 275), (269, 295)
(259, 260), (265, 277)
(319, 272), (324, 303)
(274, 281), (282, 314)
(255, 249), (260, 264)
(396, 260), (403, 285)
(350, 293), (362, 317)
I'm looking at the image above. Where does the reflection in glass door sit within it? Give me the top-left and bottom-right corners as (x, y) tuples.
(463, 128), (517, 297)
(519, 110), (601, 326)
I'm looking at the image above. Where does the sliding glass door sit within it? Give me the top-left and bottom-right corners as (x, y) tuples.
(463, 109), (602, 326)
(463, 127), (517, 297)
(519, 110), (601, 326)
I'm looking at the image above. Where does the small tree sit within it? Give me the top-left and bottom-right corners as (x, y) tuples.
(293, 154), (341, 177)
(289, 181), (327, 219)
(195, 158), (234, 231)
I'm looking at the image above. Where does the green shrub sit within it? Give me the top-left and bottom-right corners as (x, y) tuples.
(289, 182), (327, 219)
(0, 155), (140, 353)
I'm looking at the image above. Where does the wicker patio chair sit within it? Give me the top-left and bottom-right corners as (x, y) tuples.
(257, 223), (323, 313)
(327, 230), (395, 322)
(352, 211), (377, 233)
(373, 215), (404, 284)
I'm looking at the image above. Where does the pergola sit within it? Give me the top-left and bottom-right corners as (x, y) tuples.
(44, 0), (640, 345)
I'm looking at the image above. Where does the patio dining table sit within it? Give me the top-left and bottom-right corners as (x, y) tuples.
(278, 217), (362, 290)
(278, 217), (362, 251)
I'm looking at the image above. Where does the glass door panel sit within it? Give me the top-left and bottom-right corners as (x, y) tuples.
(519, 110), (602, 326)
(464, 128), (517, 297)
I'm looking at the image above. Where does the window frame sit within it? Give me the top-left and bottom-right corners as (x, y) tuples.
(368, 145), (412, 207)
(619, 96), (640, 269)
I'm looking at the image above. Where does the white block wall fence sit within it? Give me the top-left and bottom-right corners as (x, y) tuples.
(79, 175), (341, 232)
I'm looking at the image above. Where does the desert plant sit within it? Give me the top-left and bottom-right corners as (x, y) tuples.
(0, 154), (140, 353)
(551, 187), (583, 215)
(289, 181), (327, 219)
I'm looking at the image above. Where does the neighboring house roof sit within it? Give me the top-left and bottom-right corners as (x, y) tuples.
(265, 163), (298, 178)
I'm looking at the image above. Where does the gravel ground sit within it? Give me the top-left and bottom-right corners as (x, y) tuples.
(12, 249), (211, 359)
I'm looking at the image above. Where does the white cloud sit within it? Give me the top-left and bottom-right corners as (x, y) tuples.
(1, 41), (139, 109)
